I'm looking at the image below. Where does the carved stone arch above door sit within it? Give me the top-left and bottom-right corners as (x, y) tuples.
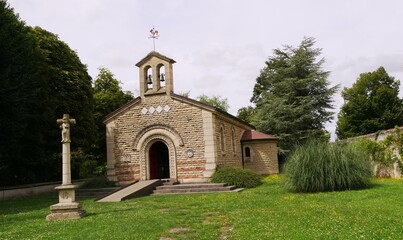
(139, 133), (177, 181)
(132, 124), (184, 152)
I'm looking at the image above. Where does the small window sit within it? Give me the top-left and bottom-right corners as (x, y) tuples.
(245, 147), (250, 157)
(244, 146), (251, 163)
(231, 128), (236, 153)
(220, 126), (225, 152)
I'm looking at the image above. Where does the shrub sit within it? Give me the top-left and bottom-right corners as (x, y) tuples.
(284, 140), (372, 193)
(211, 166), (262, 188)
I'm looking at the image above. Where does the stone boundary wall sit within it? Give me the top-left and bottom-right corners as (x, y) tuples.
(338, 126), (403, 178)
(338, 126), (403, 143)
(0, 180), (85, 201)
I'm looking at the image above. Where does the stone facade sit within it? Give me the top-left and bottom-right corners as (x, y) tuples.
(215, 115), (245, 167)
(104, 52), (279, 186)
(242, 141), (278, 175)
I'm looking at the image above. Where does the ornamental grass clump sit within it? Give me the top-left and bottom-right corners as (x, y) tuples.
(211, 166), (262, 188)
(285, 140), (372, 193)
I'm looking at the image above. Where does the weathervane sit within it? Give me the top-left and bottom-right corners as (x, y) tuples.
(149, 26), (159, 51)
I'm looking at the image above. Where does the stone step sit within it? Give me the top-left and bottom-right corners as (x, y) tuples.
(76, 187), (120, 199)
(155, 183), (227, 190)
(161, 178), (180, 185)
(153, 186), (236, 194)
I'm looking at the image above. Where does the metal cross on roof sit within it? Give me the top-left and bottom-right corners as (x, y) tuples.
(149, 26), (159, 51)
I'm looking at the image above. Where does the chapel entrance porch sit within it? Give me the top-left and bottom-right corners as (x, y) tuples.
(149, 141), (170, 179)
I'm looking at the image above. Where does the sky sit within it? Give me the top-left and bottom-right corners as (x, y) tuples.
(8, 0), (403, 139)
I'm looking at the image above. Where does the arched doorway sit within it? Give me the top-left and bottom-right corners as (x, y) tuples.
(149, 141), (170, 179)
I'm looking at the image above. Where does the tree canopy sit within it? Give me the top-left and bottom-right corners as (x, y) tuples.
(236, 106), (256, 124)
(93, 67), (133, 168)
(93, 67), (133, 119)
(197, 94), (230, 112)
(30, 26), (96, 149)
(336, 67), (403, 139)
(29, 26), (97, 179)
(0, 2), (96, 186)
(0, 1), (46, 185)
(251, 37), (338, 152)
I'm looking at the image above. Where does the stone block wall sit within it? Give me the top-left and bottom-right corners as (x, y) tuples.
(106, 94), (208, 185)
(214, 115), (251, 168)
(243, 141), (279, 175)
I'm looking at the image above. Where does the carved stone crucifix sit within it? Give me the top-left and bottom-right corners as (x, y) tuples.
(57, 114), (76, 185)
(57, 114), (76, 143)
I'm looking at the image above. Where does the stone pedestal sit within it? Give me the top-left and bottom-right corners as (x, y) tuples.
(46, 185), (85, 221)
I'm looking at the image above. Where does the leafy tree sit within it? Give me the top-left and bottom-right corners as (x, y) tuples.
(0, 1), (47, 186)
(197, 94), (230, 112)
(336, 67), (403, 139)
(93, 67), (133, 119)
(0, 1), (97, 186)
(29, 26), (96, 179)
(93, 67), (133, 170)
(251, 37), (338, 153)
(236, 106), (256, 124)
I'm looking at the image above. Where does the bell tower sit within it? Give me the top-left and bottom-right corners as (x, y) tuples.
(136, 51), (176, 100)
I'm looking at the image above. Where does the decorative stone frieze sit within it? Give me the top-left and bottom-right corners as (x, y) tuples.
(132, 124), (184, 151)
(140, 105), (171, 115)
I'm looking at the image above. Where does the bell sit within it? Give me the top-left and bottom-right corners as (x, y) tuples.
(147, 75), (152, 84)
(159, 73), (165, 82)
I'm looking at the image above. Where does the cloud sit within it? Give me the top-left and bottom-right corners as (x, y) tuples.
(8, 0), (403, 136)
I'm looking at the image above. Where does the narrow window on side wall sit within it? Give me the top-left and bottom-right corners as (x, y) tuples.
(244, 146), (251, 162)
(220, 126), (225, 152)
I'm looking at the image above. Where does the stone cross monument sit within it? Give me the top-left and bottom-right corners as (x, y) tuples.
(47, 114), (85, 221)
(57, 114), (76, 185)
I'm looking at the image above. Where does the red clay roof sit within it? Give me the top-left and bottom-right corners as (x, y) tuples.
(241, 130), (277, 141)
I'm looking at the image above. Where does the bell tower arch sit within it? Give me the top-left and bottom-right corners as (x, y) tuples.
(136, 51), (176, 100)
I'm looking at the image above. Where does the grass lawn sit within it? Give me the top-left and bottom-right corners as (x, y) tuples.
(1, 175), (402, 239)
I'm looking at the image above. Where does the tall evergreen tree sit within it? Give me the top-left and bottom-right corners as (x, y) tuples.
(336, 67), (403, 139)
(251, 37), (338, 153)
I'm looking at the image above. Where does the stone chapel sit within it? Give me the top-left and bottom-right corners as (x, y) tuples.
(104, 51), (279, 186)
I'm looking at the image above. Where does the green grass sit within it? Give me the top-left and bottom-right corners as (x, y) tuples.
(1, 175), (402, 239)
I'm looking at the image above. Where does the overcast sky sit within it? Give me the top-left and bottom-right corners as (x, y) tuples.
(8, 0), (403, 139)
